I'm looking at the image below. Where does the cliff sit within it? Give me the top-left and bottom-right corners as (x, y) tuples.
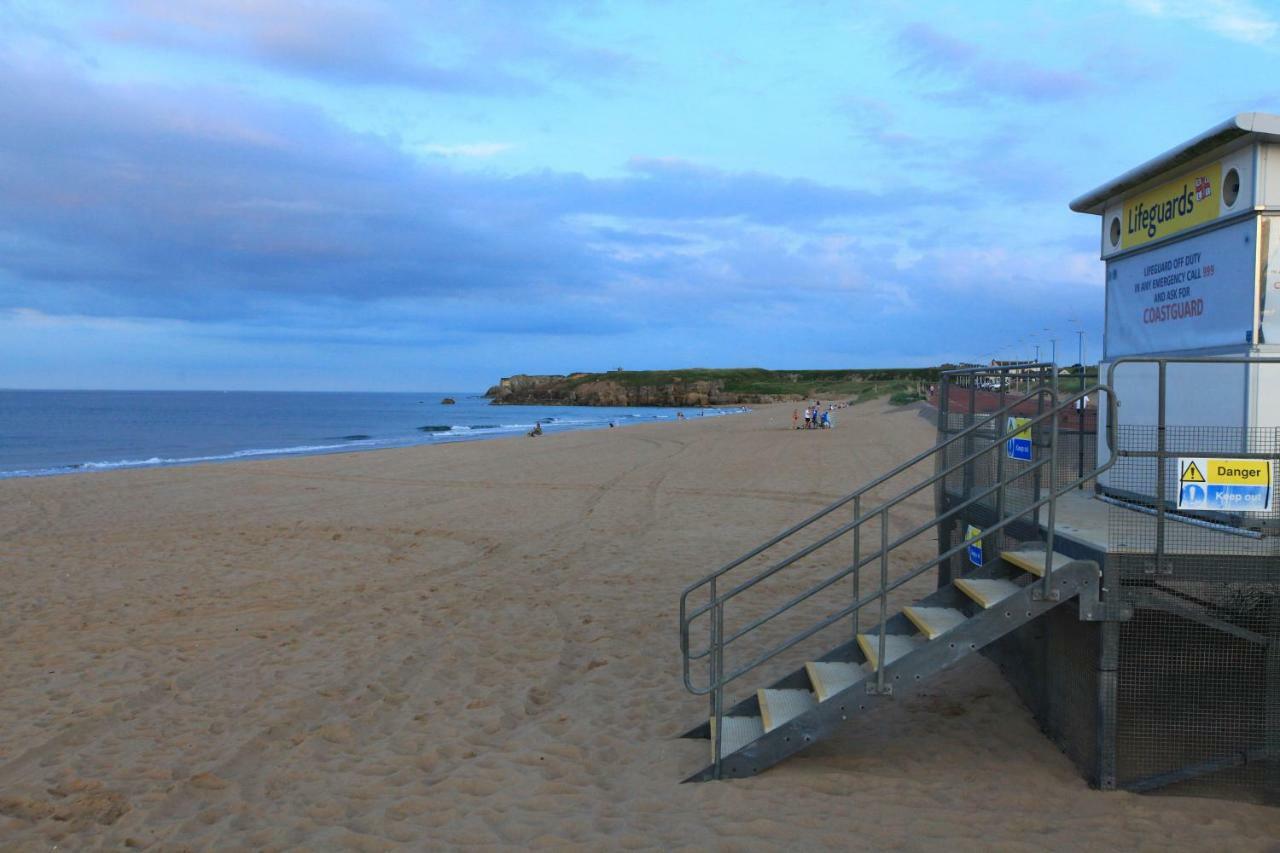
(484, 367), (943, 407)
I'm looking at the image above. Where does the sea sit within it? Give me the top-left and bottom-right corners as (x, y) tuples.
(0, 390), (746, 479)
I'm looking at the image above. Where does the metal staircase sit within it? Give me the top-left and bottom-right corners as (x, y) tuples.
(678, 372), (1117, 781)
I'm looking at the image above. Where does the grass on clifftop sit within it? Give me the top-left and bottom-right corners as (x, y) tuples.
(565, 367), (940, 400)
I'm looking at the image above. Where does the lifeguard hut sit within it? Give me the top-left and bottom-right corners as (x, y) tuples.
(676, 115), (1278, 804)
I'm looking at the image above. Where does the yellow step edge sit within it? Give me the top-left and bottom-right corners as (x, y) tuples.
(756, 688), (817, 732)
(1001, 549), (1072, 578)
(708, 715), (764, 758)
(856, 632), (918, 671)
(903, 605), (967, 640)
(855, 632), (878, 669)
(955, 577), (1021, 609)
(804, 661), (861, 702)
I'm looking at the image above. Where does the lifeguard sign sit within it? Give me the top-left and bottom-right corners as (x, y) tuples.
(1071, 114), (1280, 502)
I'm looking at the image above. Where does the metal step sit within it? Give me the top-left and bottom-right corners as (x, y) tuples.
(955, 577), (1022, 609)
(856, 632), (921, 671)
(1002, 548), (1073, 578)
(903, 605), (968, 640)
(709, 716), (764, 758)
(757, 689), (817, 732)
(804, 661), (863, 702)
(681, 559), (1101, 782)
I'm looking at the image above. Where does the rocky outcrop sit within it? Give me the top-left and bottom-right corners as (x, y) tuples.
(441, 397), (456, 404)
(485, 374), (803, 406)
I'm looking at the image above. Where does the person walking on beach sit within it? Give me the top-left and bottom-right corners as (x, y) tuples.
(821, 408), (832, 429)
(792, 408), (800, 430)
(803, 406), (812, 429)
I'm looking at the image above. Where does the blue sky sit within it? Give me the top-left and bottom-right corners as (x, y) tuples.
(1, 0), (1276, 391)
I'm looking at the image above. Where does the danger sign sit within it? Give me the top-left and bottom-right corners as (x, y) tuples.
(1177, 457), (1273, 513)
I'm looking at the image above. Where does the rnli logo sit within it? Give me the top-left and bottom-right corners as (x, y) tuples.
(1194, 175), (1212, 202)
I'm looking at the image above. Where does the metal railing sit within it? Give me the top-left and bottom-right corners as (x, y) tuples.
(1104, 355), (1280, 566)
(680, 368), (1117, 778)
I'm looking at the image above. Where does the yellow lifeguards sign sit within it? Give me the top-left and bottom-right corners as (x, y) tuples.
(1177, 457), (1273, 512)
(1123, 162), (1222, 249)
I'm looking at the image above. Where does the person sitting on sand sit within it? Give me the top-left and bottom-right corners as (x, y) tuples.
(528, 422), (543, 437)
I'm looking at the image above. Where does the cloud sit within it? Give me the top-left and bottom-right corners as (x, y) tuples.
(1125, 0), (1279, 45)
(896, 23), (1095, 104)
(419, 142), (515, 158)
(0, 53), (963, 339)
(94, 0), (637, 94)
(838, 96), (925, 151)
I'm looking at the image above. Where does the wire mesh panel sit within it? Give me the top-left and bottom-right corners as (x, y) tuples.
(1108, 424), (1280, 803)
(1107, 426), (1280, 540)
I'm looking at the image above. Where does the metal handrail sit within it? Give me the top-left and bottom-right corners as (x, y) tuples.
(682, 381), (1059, 643)
(687, 459), (1110, 695)
(688, 453), (1053, 667)
(1103, 355), (1280, 572)
(682, 382), (1106, 675)
(682, 374), (1116, 779)
(679, 382), (1056, 635)
(683, 410), (1055, 654)
(1103, 355), (1280, 455)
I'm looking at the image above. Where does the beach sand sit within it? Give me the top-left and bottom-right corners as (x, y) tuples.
(1, 400), (1277, 850)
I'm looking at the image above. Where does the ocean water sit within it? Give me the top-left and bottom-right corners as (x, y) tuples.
(0, 390), (745, 479)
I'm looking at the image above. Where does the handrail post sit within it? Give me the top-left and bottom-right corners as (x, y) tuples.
(994, 377), (1008, 559)
(1032, 371), (1046, 529)
(1077, 359), (1086, 487)
(1042, 367), (1060, 599)
(709, 578), (723, 779)
(935, 375), (953, 588)
(1154, 361), (1167, 575)
(875, 507), (889, 694)
(962, 378), (977, 502)
(852, 495), (861, 640)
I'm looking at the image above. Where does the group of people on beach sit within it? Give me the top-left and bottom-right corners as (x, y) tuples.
(794, 400), (842, 430)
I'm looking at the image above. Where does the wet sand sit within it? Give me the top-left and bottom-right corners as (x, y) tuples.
(1, 400), (1277, 850)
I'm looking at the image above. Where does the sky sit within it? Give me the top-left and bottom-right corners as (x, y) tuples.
(1, 0), (1277, 391)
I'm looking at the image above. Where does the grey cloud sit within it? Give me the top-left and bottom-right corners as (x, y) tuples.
(0, 57), (940, 331)
(99, 0), (634, 94)
(897, 23), (1094, 104)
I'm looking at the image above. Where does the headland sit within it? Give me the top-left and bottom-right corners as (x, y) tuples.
(486, 367), (940, 406)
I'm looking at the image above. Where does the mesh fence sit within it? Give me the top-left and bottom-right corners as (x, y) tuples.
(936, 373), (1278, 804)
(936, 367), (1097, 556)
(1108, 424), (1279, 803)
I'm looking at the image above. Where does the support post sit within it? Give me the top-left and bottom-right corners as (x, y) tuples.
(1097, 617), (1119, 789)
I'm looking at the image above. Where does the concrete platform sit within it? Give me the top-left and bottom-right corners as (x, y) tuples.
(1045, 488), (1272, 555)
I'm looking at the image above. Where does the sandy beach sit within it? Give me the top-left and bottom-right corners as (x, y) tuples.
(2, 400), (1277, 850)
